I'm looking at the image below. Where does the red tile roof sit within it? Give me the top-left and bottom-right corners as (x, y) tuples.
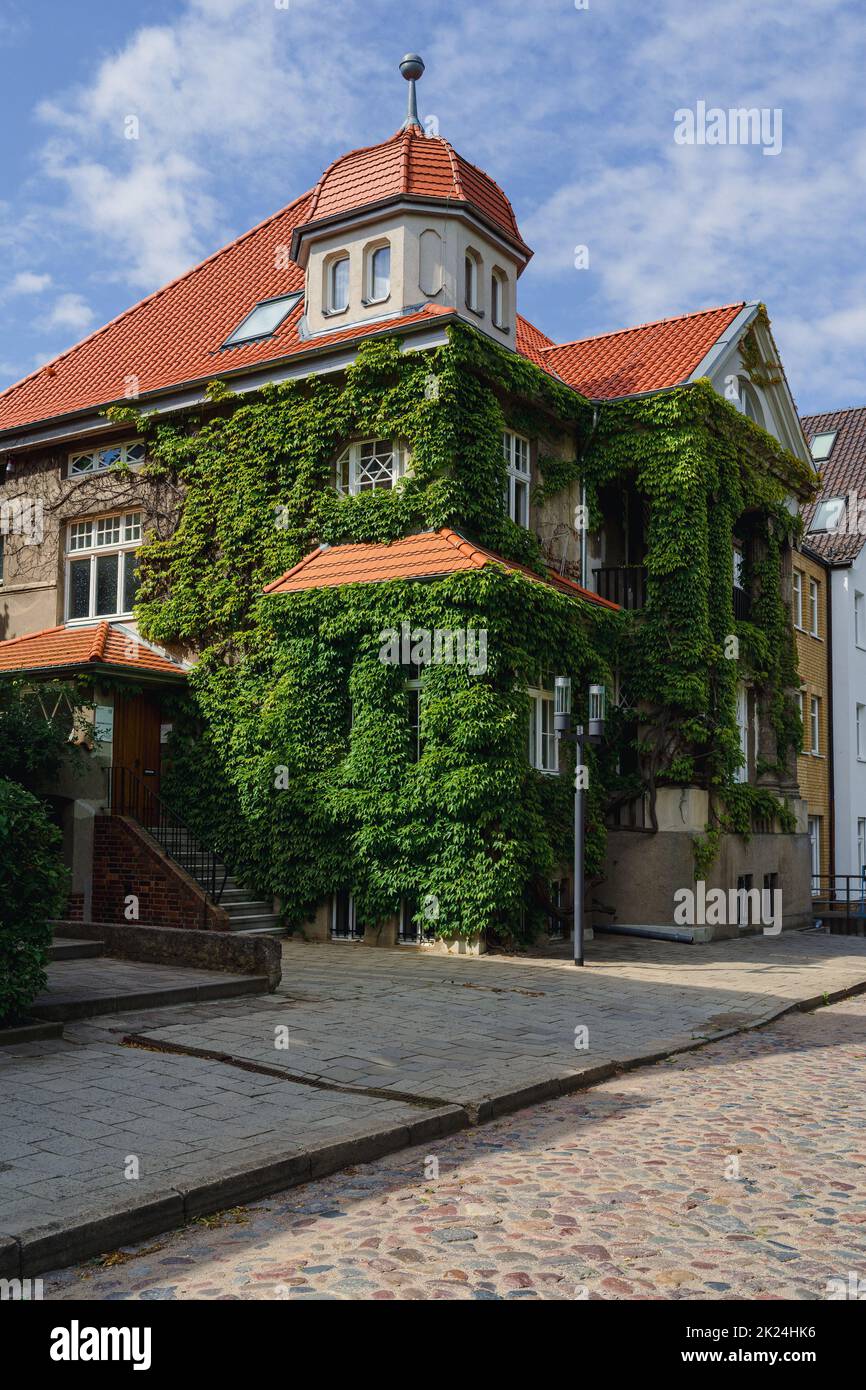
(800, 404), (866, 564)
(538, 304), (745, 399)
(264, 528), (619, 608)
(302, 127), (530, 257)
(0, 622), (187, 677)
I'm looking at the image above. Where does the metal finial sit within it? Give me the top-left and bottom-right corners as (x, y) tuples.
(399, 53), (425, 130)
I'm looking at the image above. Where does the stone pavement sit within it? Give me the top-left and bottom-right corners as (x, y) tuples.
(3, 927), (866, 1275)
(44, 992), (866, 1300)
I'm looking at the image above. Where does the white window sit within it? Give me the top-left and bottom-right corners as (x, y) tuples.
(331, 890), (363, 940)
(405, 672), (422, 763)
(733, 546), (745, 589)
(734, 683), (749, 782)
(798, 688), (805, 743)
(491, 268), (508, 329)
(856, 592), (866, 649)
(66, 511), (142, 623)
(810, 432), (837, 461)
(810, 695), (820, 755)
(810, 496), (846, 533)
(68, 440), (145, 479)
(858, 704), (866, 761)
(366, 243), (390, 303)
(858, 818), (866, 875)
(808, 816), (821, 892)
(792, 569), (803, 628)
(503, 430), (531, 528)
(327, 255), (350, 314)
(464, 249), (482, 313)
(336, 439), (407, 495)
(808, 576), (819, 637)
(528, 686), (558, 774)
(223, 293), (302, 347)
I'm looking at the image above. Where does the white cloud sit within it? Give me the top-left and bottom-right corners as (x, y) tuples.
(4, 270), (52, 297)
(46, 292), (95, 332)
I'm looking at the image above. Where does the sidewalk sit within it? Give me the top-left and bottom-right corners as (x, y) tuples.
(3, 928), (866, 1277)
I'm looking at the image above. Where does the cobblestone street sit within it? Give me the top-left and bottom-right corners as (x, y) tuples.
(46, 992), (866, 1301)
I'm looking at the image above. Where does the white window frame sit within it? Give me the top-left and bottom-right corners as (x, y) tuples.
(792, 568), (803, 628)
(364, 241), (391, 305)
(326, 254), (350, 315)
(808, 576), (819, 637)
(808, 816), (821, 892)
(528, 685), (558, 774)
(856, 591), (866, 649)
(503, 430), (531, 528)
(65, 510), (142, 625)
(491, 267), (508, 330)
(464, 248), (482, 314)
(68, 439), (145, 480)
(810, 695), (820, 755)
(330, 890), (363, 940)
(858, 704), (866, 761)
(336, 439), (408, 496)
(858, 818), (866, 875)
(734, 682), (749, 783)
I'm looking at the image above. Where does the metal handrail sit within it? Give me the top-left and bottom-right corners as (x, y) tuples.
(811, 872), (866, 935)
(108, 765), (228, 923)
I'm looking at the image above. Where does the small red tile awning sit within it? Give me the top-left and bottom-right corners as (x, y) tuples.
(263, 528), (619, 609)
(0, 622), (187, 679)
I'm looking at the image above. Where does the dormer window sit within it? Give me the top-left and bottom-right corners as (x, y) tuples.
(327, 255), (350, 315)
(366, 243), (391, 304)
(491, 268), (508, 330)
(337, 439), (408, 495)
(465, 249), (482, 314)
(222, 292), (302, 347)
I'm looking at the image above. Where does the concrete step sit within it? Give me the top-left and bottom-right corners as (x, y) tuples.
(48, 938), (103, 962)
(222, 900), (275, 917)
(30, 958), (273, 1023)
(226, 913), (282, 930)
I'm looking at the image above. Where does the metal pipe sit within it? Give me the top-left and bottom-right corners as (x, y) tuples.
(574, 726), (585, 966)
(594, 923), (695, 945)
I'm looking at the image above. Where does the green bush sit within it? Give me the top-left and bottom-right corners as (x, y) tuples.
(0, 778), (69, 1023)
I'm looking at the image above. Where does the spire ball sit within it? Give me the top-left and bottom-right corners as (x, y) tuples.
(400, 54), (425, 83)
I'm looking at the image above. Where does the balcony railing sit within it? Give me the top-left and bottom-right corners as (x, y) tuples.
(593, 565), (647, 610)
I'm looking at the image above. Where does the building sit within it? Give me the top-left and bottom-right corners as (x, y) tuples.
(0, 57), (817, 946)
(791, 542), (832, 890)
(800, 406), (866, 891)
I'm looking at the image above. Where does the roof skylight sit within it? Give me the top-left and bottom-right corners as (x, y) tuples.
(809, 496), (846, 533)
(810, 431), (837, 461)
(223, 293), (302, 347)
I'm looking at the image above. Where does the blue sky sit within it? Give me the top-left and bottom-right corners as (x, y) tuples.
(0, 0), (863, 413)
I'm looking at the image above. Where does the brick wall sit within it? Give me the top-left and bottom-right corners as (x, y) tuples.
(65, 892), (85, 922)
(91, 816), (229, 930)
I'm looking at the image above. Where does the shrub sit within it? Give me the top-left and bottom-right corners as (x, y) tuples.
(0, 778), (69, 1023)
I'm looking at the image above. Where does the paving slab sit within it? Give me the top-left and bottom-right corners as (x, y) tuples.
(29, 956), (270, 1021)
(2, 927), (866, 1275)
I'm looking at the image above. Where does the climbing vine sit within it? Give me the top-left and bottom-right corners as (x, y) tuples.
(115, 320), (813, 936)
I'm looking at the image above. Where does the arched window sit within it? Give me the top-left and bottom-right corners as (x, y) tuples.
(464, 249), (482, 313)
(328, 255), (350, 314)
(491, 268), (508, 329)
(366, 243), (391, 303)
(736, 377), (764, 427)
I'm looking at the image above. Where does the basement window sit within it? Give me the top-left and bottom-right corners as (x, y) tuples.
(222, 292), (302, 347)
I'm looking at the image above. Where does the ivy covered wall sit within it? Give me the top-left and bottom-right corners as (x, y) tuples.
(113, 323), (814, 940)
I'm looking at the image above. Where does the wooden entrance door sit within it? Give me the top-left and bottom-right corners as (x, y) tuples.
(114, 693), (162, 797)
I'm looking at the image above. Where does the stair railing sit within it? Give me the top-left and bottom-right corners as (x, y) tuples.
(108, 765), (228, 924)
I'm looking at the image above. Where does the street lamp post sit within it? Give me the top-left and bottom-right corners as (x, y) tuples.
(555, 677), (606, 967)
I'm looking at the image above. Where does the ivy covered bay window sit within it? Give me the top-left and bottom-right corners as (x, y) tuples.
(528, 683), (558, 773)
(503, 430), (530, 527)
(336, 439), (408, 494)
(66, 511), (142, 623)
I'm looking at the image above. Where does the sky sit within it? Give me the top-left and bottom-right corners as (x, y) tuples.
(0, 0), (864, 414)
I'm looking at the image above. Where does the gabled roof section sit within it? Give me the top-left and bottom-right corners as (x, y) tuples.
(263, 528), (619, 608)
(0, 622), (187, 679)
(800, 404), (866, 564)
(296, 126), (530, 260)
(537, 303), (746, 399)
